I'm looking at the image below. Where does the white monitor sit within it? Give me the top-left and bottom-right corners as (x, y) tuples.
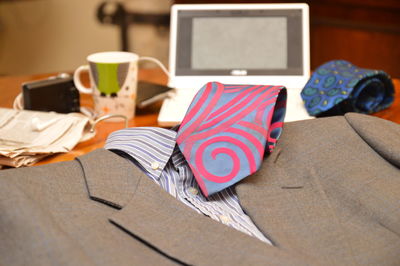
(169, 3), (310, 90)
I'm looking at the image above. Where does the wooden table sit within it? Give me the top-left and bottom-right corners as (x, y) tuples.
(0, 69), (399, 166)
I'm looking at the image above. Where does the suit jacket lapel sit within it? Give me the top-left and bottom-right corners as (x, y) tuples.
(76, 149), (305, 265)
(236, 116), (360, 263)
(76, 148), (146, 209)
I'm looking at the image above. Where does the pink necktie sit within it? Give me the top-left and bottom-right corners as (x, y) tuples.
(177, 82), (287, 197)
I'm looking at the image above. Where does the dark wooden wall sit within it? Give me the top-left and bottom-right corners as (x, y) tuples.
(175, 0), (400, 77)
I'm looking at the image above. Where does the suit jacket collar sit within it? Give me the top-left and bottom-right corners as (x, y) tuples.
(76, 113), (399, 210)
(76, 148), (304, 265)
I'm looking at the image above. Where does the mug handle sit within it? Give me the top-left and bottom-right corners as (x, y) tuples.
(73, 65), (93, 94)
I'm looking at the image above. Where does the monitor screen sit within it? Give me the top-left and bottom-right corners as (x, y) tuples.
(175, 9), (303, 76)
(192, 17), (287, 70)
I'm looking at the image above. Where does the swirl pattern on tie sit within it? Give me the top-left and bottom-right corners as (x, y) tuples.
(177, 82), (287, 196)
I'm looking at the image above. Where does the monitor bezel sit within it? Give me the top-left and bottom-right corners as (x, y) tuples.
(169, 3), (310, 84)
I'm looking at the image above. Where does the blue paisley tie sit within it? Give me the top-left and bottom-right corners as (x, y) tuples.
(301, 60), (394, 117)
(177, 82), (287, 197)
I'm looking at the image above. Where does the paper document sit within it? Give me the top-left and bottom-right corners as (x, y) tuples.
(0, 108), (91, 167)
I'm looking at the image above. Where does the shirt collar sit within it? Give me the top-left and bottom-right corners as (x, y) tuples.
(105, 127), (177, 180)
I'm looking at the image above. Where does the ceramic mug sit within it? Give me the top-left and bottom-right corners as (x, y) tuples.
(73, 51), (140, 119)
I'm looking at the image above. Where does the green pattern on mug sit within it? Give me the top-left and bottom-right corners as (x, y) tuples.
(90, 62), (129, 96)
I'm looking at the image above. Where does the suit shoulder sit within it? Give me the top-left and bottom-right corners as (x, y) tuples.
(345, 113), (400, 168)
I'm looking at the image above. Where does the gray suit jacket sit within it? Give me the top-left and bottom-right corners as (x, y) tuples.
(0, 113), (399, 265)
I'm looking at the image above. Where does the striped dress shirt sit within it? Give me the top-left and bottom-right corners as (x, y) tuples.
(105, 127), (271, 245)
